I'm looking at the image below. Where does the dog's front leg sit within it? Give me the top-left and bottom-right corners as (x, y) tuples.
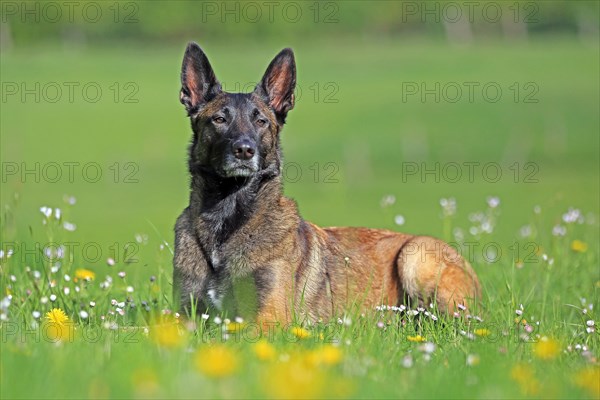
(173, 210), (210, 315)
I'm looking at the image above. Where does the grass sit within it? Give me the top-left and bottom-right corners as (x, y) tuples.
(1, 38), (599, 399)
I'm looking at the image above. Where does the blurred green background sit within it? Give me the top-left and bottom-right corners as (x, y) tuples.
(1, 0), (599, 272)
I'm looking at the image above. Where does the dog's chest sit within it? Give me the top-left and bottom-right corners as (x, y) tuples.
(204, 247), (253, 312)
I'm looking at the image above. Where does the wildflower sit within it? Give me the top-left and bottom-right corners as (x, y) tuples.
(552, 225), (566, 236)
(75, 268), (96, 281)
(89, 301), (96, 307)
(46, 308), (69, 325)
(62, 195), (76, 205)
(533, 337), (560, 360)
(195, 345), (238, 378)
(253, 340), (276, 361)
(32, 311), (41, 319)
(562, 208), (582, 224)
(41, 296), (48, 304)
(63, 287), (70, 295)
(213, 316), (222, 325)
(519, 225), (532, 238)
(40, 206), (52, 218)
(380, 195), (396, 208)
(376, 321), (385, 329)
(474, 328), (491, 337)
(586, 320), (595, 327)
(511, 364), (540, 395)
(487, 196), (500, 208)
(150, 322), (185, 348)
(201, 313), (209, 320)
(571, 240), (588, 253)
(107, 258), (115, 266)
(394, 215), (405, 226)
(225, 321), (244, 334)
(263, 358), (324, 398)
(457, 304), (466, 311)
(420, 342), (436, 354)
(49, 294), (57, 302)
(291, 326), (311, 339)
(307, 345), (343, 366)
(440, 197), (456, 216)
(135, 233), (148, 244)
(402, 355), (413, 368)
(118, 271), (126, 278)
(127, 286), (134, 293)
(574, 367), (600, 397)
(63, 222), (76, 231)
(79, 311), (89, 319)
(407, 335), (426, 343)
(466, 354), (480, 366)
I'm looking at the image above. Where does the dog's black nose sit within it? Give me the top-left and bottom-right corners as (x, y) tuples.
(232, 139), (256, 160)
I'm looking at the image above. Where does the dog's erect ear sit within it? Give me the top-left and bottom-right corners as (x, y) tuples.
(254, 48), (296, 123)
(180, 42), (221, 114)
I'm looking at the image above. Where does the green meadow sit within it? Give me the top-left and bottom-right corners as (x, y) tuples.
(1, 38), (599, 398)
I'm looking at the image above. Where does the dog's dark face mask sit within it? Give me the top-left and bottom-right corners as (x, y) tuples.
(180, 43), (296, 180)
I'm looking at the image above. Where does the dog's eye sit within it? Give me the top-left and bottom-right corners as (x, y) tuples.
(213, 116), (226, 124)
(256, 119), (267, 127)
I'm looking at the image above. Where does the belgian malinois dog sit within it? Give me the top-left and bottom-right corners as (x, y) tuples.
(174, 43), (480, 324)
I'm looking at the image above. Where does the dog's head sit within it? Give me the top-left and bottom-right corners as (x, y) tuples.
(180, 43), (296, 179)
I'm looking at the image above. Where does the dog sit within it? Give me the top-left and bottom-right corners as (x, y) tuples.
(173, 43), (481, 324)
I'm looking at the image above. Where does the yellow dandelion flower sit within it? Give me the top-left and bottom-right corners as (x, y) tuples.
(195, 345), (238, 378)
(291, 326), (311, 339)
(44, 309), (75, 342)
(511, 364), (540, 395)
(46, 308), (69, 325)
(307, 345), (343, 367)
(574, 367), (600, 398)
(225, 322), (244, 333)
(150, 323), (185, 348)
(253, 340), (276, 361)
(264, 359), (325, 398)
(571, 240), (588, 253)
(474, 328), (491, 337)
(533, 337), (560, 360)
(407, 335), (426, 342)
(75, 268), (96, 281)
(466, 354), (480, 366)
